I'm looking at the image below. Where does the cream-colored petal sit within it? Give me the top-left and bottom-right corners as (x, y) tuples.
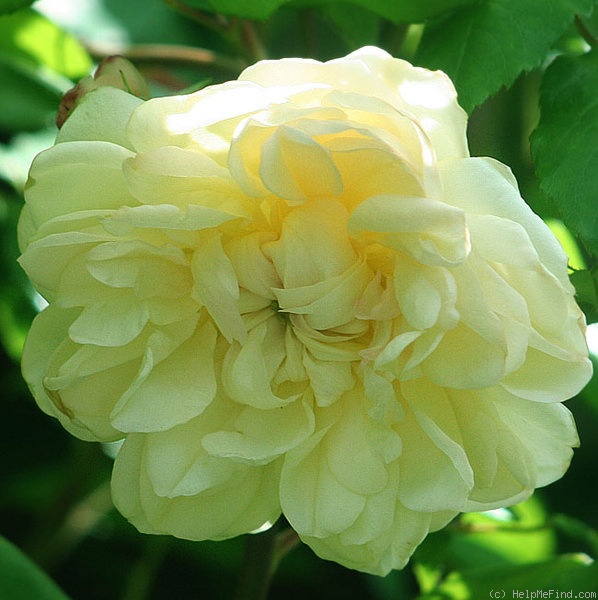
(25, 141), (135, 227)
(273, 260), (372, 330)
(265, 198), (356, 287)
(226, 232), (281, 300)
(221, 317), (291, 409)
(326, 392), (401, 496)
(202, 398), (315, 464)
(143, 400), (241, 497)
(110, 319), (216, 432)
(349, 194), (469, 266)
(102, 203), (240, 238)
(281, 428), (366, 537)
(303, 352), (355, 407)
(21, 306), (103, 441)
(191, 230), (245, 343)
(259, 125), (342, 202)
(439, 157), (571, 283)
(126, 80), (275, 153)
(69, 290), (148, 347)
(57, 87), (142, 149)
(497, 395), (578, 487)
(123, 146), (248, 217)
(397, 390), (473, 512)
(501, 347), (593, 402)
(19, 229), (112, 300)
(112, 433), (282, 541)
(345, 47), (468, 160)
(421, 323), (507, 389)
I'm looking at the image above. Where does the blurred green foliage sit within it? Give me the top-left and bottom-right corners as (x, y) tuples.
(1, 0), (598, 599)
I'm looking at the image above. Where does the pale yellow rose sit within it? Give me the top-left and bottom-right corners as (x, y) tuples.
(18, 47), (592, 576)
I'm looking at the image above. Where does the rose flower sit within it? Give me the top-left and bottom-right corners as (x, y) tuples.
(18, 47), (592, 575)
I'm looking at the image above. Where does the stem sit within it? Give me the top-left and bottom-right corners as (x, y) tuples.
(86, 42), (246, 75)
(300, 9), (318, 58)
(575, 15), (598, 48)
(162, 0), (230, 32)
(233, 525), (279, 600)
(241, 20), (268, 61)
(121, 537), (170, 600)
(552, 514), (598, 558)
(161, 0), (251, 59)
(272, 527), (300, 573)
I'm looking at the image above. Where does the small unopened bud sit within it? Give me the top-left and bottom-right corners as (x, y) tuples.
(57, 56), (150, 128)
(93, 56), (151, 99)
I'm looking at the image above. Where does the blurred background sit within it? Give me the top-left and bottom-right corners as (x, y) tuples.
(1, 1), (598, 598)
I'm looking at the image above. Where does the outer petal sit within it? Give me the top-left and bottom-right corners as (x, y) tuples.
(24, 142), (135, 229)
(240, 46), (469, 161)
(57, 87), (143, 149)
(21, 305), (125, 441)
(112, 432), (282, 541)
(110, 318), (216, 432)
(439, 157), (573, 284)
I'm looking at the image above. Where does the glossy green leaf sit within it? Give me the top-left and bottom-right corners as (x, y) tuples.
(0, 0), (34, 14)
(0, 9), (92, 79)
(416, 0), (594, 112)
(0, 535), (71, 600)
(180, 0), (478, 21)
(531, 49), (598, 256)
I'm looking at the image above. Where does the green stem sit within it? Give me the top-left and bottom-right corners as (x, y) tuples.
(300, 9), (318, 59)
(121, 537), (170, 600)
(161, 0), (253, 61)
(575, 15), (598, 48)
(162, 0), (230, 32)
(233, 526), (279, 600)
(551, 514), (598, 558)
(241, 20), (268, 61)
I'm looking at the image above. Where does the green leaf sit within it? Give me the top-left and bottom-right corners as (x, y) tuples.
(531, 49), (598, 256)
(0, 9), (92, 79)
(0, 62), (61, 132)
(570, 270), (598, 324)
(415, 498), (555, 575)
(322, 3), (381, 48)
(292, 0), (479, 23)
(0, 9), (93, 133)
(0, 185), (40, 359)
(416, 0), (594, 112)
(180, 0), (289, 19)
(181, 0), (478, 21)
(0, 535), (71, 600)
(437, 554), (598, 597)
(0, 0), (34, 15)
